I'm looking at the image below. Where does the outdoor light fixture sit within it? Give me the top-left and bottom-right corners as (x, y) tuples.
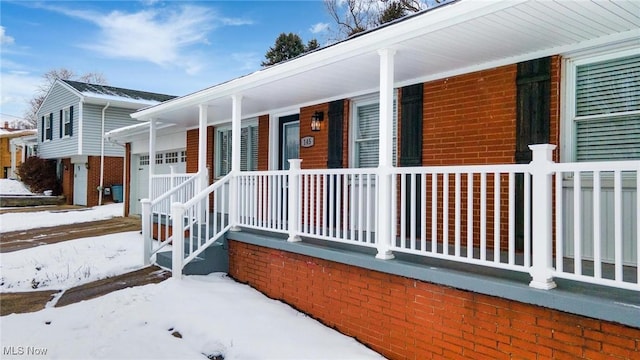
(311, 111), (324, 132)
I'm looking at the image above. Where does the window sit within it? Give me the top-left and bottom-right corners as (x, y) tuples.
(567, 51), (640, 161)
(165, 151), (178, 164)
(42, 113), (53, 141)
(139, 155), (149, 166)
(62, 107), (72, 137)
(351, 95), (397, 168)
(155, 153), (163, 164)
(180, 151), (187, 163)
(215, 122), (258, 177)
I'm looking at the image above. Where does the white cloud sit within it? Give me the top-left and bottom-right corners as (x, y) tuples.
(0, 71), (41, 124)
(37, 4), (252, 74)
(1, 26), (15, 45)
(309, 22), (329, 34)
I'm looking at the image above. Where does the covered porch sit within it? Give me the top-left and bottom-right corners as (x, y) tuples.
(106, 0), (639, 298)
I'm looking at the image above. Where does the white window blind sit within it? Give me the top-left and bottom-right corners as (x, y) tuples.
(217, 124), (258, 177)
(353, 100), (397, 168)
(575, 54), (640, 161)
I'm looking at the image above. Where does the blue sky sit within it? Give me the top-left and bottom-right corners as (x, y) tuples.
(0, 0), (332, 126)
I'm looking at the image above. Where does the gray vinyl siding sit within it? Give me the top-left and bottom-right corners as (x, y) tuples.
(37, 83), (81, 159)
(82, 104), (137, 157)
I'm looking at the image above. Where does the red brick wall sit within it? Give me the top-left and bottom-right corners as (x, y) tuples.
(86, 156), (123, 207)
(258, 114), (270, 171)
(229, 241), (640, 360)
(422, 56), (560, 166)
(423, 65), (516, 165)
(300, 104), (329, 169)
(186, 127), (214, 182)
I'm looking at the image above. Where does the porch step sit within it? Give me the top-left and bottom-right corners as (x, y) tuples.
(155, 237), (229, 276)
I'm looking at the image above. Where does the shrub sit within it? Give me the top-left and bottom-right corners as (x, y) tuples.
(17, 157), (61, 195)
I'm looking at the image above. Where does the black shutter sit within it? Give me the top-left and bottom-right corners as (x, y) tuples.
(400, 83), (423, 167)
(399, 83), (424, 235)
(327, 100), (344, 168)
(515, 57), (551, 251)
(69, 106), (74, 136)
(60, 110), (63, 138)
(515, 57), (551, 163)
(41, 116), (45, 142)
(49, 113), (54, 140)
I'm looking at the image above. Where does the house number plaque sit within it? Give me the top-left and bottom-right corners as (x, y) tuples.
(301, 136), (314, 148)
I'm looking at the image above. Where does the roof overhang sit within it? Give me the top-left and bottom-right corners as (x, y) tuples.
(130, 0), (640, 128)
(104, 121), (178, 143)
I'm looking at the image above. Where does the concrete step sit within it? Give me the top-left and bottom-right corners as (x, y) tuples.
(155, 237), (229, 276)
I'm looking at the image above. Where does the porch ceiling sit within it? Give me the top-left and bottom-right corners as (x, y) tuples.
(131, 0), (639, 128)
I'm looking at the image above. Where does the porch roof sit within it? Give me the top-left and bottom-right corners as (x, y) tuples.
(130, 0), (639, 128)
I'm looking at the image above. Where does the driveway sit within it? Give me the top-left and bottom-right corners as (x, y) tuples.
(0, 208), (170, 316)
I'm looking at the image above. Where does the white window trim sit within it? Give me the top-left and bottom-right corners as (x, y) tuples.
(561, 46), (640, 162)
(349, 92), (398, 168)
(214, 118), (259, 178)
(62, 107), (72, 137)
(44, 114), (52, 142)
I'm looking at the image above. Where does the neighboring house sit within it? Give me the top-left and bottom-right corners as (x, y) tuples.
(107, 1), (640, 358)
(0, 123), (36, 179)
(37, 79), (175, 206)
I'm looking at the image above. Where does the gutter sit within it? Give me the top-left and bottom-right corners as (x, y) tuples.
(98, 102), (110, 206)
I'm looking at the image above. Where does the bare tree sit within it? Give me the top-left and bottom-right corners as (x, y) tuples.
(324, 0), (444, 40)
(22, 68), (106, 128)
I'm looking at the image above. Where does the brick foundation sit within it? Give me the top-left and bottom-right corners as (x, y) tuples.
(228, 240), (640, 360)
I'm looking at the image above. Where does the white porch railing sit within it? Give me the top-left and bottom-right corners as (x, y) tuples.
(157, 145), (639, 291)
(150, 170), (194, 200)
(141, 172), (199, 265)
(170, 174), (233, 277)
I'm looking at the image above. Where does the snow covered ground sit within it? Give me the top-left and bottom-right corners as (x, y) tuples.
(0, 232), (143, 292)
(0, 185), (383, 359)
(0, 178), (33, 195)
(0, 203), (124, 232)
(2, 274), (382, 359)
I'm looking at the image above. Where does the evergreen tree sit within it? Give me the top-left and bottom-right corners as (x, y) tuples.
(262, 33), (319, 67)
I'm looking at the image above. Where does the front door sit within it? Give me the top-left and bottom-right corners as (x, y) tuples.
(74, 163), (87, 206)
(279, 115), (300, 170)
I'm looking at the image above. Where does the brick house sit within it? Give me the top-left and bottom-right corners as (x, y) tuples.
(0, 123), (36, 179)
(107, 1), (640, 358)
(36, 79), (174, 206)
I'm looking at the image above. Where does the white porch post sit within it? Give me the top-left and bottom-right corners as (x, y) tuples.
(376, 48), (396, 260)
(148, 118), (157, 200)
(142, 118), (156, 266)
(229, 94), (242, 231)
(287, 159), (302, 242)
(171, 202), (185, 278)
(529, 144), (557, 290)
(141, 199), (151, 265)
(198, 104), (208, 190)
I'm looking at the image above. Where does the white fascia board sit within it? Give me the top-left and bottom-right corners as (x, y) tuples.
(132, 0), (524, 121)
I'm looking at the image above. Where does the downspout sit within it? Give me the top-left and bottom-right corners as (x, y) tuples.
(99, 102), (110, 206)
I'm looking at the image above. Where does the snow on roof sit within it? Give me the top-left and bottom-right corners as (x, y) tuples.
(62, 79), (176, 104)
(0, 128), (37, 138)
